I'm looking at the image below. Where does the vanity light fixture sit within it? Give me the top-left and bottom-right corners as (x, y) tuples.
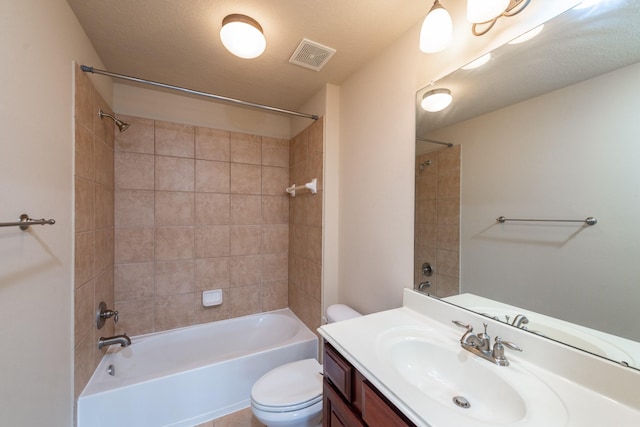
(420, 0), (532, 52)
(471, 0), (531, 36)
(421, 88), (453, 112)
(220, 14), (266, 59)
(419, 0), (453, 53)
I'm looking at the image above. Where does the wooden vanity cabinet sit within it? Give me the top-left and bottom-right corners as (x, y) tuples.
(323, 342), (416, 427)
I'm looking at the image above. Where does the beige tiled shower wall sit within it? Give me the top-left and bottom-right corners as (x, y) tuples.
(113, 116), (291, 335)
(73, 65), (115, 400)
(414, 145), (460, 297)
(288, 118), (324, 333)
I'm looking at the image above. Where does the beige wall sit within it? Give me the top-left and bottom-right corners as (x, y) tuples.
(73, 66), (116, 401)
(414, 146), (460, 297)
(337, 0), (580, 315)
(114, 84), (292, 140)
(0, 0), (109, 425)
(112, 116), (290, 335)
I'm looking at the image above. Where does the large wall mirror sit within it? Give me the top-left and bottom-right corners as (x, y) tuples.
(415, 0), (640, 369)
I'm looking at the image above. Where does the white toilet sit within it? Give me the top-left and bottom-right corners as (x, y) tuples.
(250, 304), (362, 427)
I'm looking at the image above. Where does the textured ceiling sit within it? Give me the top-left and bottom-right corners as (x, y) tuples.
(67, 0), (426, 112)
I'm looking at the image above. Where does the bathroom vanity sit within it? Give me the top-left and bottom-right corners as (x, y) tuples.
(323, 342), (414, 427)
(318, 289), (640, 427)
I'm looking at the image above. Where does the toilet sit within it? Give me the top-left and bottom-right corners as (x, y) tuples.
(250, 304), (362, 427)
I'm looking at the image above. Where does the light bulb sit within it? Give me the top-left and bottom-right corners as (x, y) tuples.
(421, 89), (453, 112)
(220, 14), (266, 59)
(419, 1), (453, 53)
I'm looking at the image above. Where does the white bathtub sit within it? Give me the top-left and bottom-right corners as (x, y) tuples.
(78, 308), (318, 427)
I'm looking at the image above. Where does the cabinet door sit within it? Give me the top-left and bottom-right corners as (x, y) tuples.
(362, 381), (415, 427)
(323, 380), (365, 427)
(324, 343), (354, 401)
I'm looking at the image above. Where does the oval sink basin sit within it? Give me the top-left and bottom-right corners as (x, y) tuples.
(390, 339), (526, 424)
(380, 333), (568, 426)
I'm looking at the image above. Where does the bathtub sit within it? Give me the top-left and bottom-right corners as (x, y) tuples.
(78, 308), (318, 427)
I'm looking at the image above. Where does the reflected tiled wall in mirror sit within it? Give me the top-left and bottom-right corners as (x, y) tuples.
(414, 145), (460, 297)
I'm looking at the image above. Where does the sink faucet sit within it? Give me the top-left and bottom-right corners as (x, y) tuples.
(452, 321), (522, 366)
(511, 314), (529, 328)
(98, 334), (132, 350)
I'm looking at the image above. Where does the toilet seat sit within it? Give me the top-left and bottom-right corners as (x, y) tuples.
(251, 358), (323, 413)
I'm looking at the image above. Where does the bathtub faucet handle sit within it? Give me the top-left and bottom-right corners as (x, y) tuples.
(96, 301), (119, 329)
(101, 309), (118, 323)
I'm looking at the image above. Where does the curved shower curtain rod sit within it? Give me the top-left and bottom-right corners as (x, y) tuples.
(80, 65), (319, 121)
(416, 137), (453, 147)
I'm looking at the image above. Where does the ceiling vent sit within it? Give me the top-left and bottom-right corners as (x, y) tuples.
(289, 38), (336, 72)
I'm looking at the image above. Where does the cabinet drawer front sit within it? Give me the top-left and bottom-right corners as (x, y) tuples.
(362, 381), (415, 427)
(323, 380), (365, 427)
(324, 344), (353, 401)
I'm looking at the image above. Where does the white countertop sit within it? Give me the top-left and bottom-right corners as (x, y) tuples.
(318, 289), (640, 427)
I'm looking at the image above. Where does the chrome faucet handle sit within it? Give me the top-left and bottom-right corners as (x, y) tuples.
(452, 320), (473, 332)
(96, 301), (119, 329)
(496, 337), (522, 352)
(452, 320), (475, 345)
(100, 308), (119, 323)
(491, 336), (522, 366)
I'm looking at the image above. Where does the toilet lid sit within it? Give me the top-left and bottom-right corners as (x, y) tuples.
(251, 358), (323, 411)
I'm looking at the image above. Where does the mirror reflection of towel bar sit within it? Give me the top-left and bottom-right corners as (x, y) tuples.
(496, 216), (597, 226)
(0, 213), (56, 231)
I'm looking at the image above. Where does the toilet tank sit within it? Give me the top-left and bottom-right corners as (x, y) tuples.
(326, 304), (361, 323)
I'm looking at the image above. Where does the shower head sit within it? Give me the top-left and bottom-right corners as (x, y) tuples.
(98, 109), (130, 133)
(419, 159), (432, 172)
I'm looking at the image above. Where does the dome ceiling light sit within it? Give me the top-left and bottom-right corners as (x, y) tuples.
(421, 88), (453, 112)
(220, 14), (266, 59)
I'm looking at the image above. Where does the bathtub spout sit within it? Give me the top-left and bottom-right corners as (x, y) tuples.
(98, 334), (131, 350)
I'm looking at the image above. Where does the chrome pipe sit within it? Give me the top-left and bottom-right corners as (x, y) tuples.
(81, 65), (319, 121)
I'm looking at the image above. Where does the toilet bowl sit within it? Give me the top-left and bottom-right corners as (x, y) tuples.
(250, 304), (362, 427)
(251, 358), (323, 427)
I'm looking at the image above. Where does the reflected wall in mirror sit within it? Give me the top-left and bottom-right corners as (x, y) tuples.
(414, 145), (461, 298)
(415, 0), (640, 369)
